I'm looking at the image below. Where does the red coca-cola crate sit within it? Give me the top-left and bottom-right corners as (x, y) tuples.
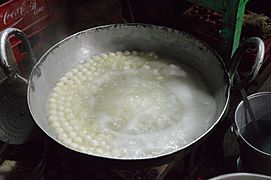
(0, 0), (51, 65)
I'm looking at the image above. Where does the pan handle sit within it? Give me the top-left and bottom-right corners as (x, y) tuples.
(0, 28), (37, 83)
(228, 37), (265, 87)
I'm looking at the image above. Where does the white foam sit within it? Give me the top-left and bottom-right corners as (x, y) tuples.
(47, 51), (217, 159)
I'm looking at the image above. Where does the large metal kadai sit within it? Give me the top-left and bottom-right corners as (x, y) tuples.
(0, 24), (265, 168)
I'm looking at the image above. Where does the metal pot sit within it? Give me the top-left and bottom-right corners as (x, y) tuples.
(235, 92), (271, 175)
(0, 24), (265, 169)
(209, 173), (271, 180)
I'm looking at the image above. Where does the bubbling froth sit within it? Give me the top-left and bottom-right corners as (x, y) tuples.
(47, 51), (217, 159)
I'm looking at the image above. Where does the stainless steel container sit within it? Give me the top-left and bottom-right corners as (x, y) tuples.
(0, 24), (265, 169)
(209, 173), (271, 180)
(235, 92), (271, 175)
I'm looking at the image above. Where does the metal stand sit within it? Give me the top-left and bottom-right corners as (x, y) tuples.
(186, 0), (249, 60)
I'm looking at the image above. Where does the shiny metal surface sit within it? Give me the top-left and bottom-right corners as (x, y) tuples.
(0, 27), (36, 80)
(0, 24), (265, 161)
(27, 24), (230, 159)
(0, 28), (37, 144)
(235, 92), (271, 175)
(209, 173), (271, 180)
(27, 24), (265, 160)
(229, 37), (265, 85)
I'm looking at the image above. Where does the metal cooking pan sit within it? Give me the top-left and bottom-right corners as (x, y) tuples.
(0, 24), (265, 168)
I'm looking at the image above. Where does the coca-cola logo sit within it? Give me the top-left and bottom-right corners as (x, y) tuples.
(0, 0), (44, 26)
